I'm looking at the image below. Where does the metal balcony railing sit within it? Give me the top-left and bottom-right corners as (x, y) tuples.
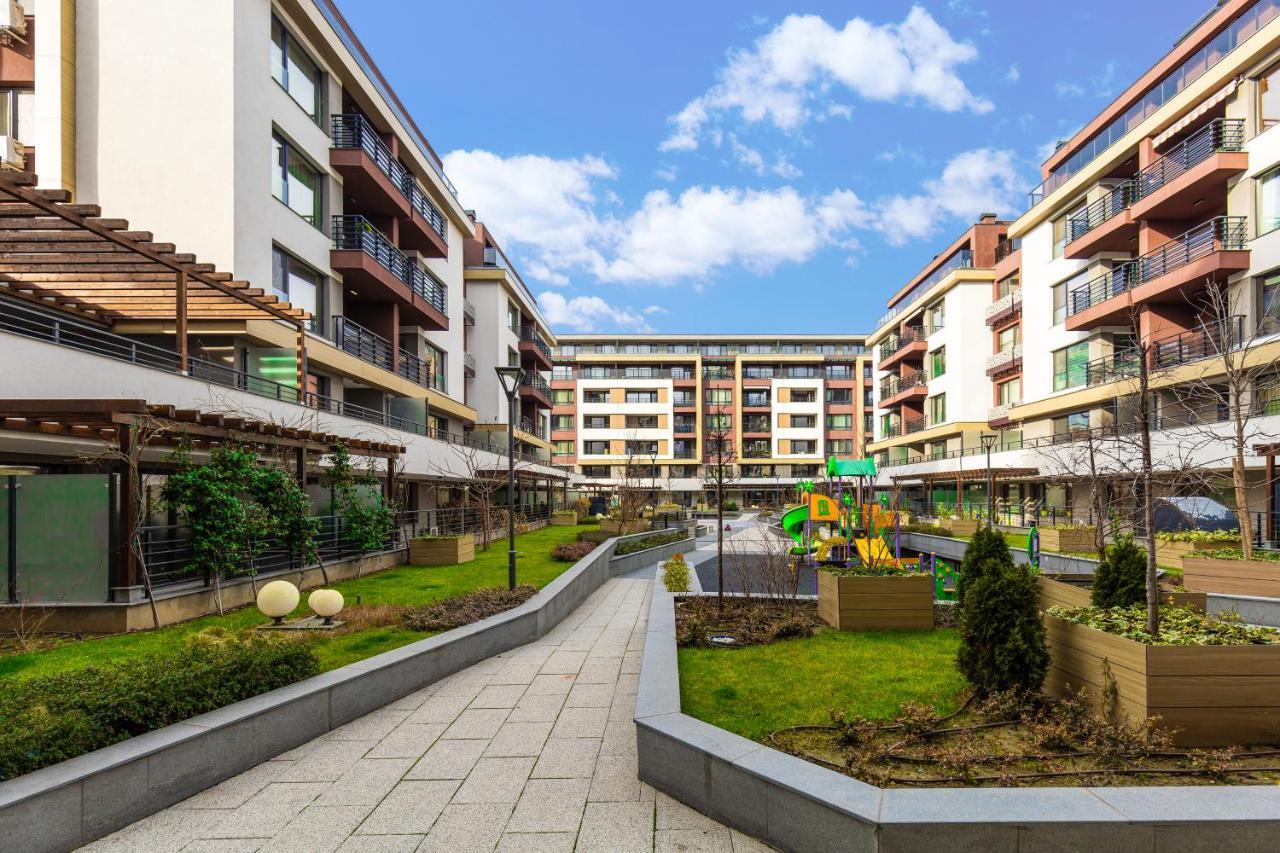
(519, 325), (552, 356)
(518, 416), (546, 439)
(397, 348), (431, 388)
(1152, 316), (1245, 370)
(1135, 118), (1245, 201)
(1084, 349), (1141, 387)
(877, 324), (931, 362)
(984, 289), (1022, 324)
(520, 372), (550, 394)
(402, 179), (448, 241)
(407, 262), (448, 314)
(333, 315), (393, 372)
(463, 300), (476, 326)
(331, 114), (446, 242)
(995, 237), (1021, 263)
(985, 344), (1022, 375)
(674, 448), (697, 459)
(463, 351), (476, 375)
(331, 216), (448, 316)
(879, 369), (927, 400)
(1067, 180), (1138, 242)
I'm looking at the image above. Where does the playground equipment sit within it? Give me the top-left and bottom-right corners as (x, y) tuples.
(781, 457), (916, 566)
(920, 552), (958, 601)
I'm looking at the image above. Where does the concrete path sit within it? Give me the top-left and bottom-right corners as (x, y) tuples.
(80, 575), (771, 853)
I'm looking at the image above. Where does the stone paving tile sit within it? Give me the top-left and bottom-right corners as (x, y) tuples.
(313, 758), (413, 806)
(364, 722), (447, 759)
(441, 707), (510, 740)
(576, 801), (657, 853)
(489, 659), (546, 685)
(261, 804), (373, 852)
(275, 739), (377, 782)
(564, 681), (615, 708)
(471, 683), (529, 708)
(385, 683), (438, 711)
(656, 828), (735, 853)
(540, 649), (588, 674)
(588, 752), (644, 802)
(418, 802), (514, 853)
(354, 779), (460, 835)
(574, 659), (621, 684)
(179, 840), (269, 853)
(549, 705), (609, 739)
(80, 809), (226, 852)
(178, 760), (296, 810)
(524, 673), (576, 695)
(504, 777), (591, 833)
(494, 832), (577, 852)
(599, 719), (637, 757)
(508, 692), (568, 723)
(404, 693), (473, 725)
(485, 720), (554, 757)
(452, 755), (537, 804)
(531, 737), (601, 779)
(334, 834), (424, 852)
(327, 708), (411, 741)
(405, 737), (489, 780)
(657, 792), (722, 831)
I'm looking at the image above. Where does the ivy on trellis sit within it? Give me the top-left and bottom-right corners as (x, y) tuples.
(328, 443), (396, 554)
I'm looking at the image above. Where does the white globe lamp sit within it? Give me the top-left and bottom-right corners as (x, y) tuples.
(256, 580), (300, 625)
(308, 588), (344, 625)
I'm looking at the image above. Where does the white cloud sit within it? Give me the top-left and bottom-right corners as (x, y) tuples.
(874, 147), (1021, 245)
(654, 165), (678, 182)
(1004, 64), (1020, 83)
(643, 305), (668, 315)
(728, 135), (803, 178)
(537, 291), (649, 332)
(1055, 81), (1085, 98)
(660, 7), (992, 152)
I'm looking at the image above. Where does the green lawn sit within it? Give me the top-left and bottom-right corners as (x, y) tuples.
(679, 629), (966, 741)
(0, 523), (595, 681)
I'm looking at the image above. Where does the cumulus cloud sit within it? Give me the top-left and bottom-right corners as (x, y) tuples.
(537, 291), (649, 332)
(660, 7), (992, 152)
(874, 148), (1021, 245)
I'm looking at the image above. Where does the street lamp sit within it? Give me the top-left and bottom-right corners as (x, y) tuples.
(980, 432), (998, 524)
(495, 365), (525, 590)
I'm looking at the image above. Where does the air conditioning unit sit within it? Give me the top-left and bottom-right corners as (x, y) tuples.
(0, 2), (27, 39)
(0, 135), (25, 171)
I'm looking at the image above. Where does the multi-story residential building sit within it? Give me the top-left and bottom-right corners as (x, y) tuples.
(551, 335), (873, 506)
(876, 0), (1280, 534)
(0, 0), (569, 611)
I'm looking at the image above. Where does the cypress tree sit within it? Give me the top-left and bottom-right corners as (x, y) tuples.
(956, 523), (1012, 610)
(1091, 536), (1148, 609)
(956, 559), (1049, 696)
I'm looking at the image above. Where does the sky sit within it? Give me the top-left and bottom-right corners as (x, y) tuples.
(337, 0), (1212, 335)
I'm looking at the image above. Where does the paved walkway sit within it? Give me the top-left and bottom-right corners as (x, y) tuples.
(81, 574), (771, 852)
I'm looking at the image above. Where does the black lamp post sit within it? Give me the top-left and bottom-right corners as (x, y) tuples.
(980, 432), (998, 524)
(495, 365), (525, 590)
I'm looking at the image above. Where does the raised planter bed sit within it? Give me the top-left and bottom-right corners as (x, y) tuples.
(1038, 526), (1096, 553)
(939, 517), (979, 538)
(599, 518), (648, 535)
(1183, 556), (1280, 598)
(1036, 575), (1206, 612)
(1154, 539), (1226, 569)
(816, 570), (933, 630)
(549, 512), (578, 526)
(408, 533), (475, 566)
(1044, 613), (1280, 746)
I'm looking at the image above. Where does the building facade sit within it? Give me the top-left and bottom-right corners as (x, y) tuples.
(551, 336), (873, 507)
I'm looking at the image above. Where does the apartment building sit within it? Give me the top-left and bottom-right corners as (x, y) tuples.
(551, 335), (873, 506)
(0, 0), (565, 532)
(875, 0), (1280, 533)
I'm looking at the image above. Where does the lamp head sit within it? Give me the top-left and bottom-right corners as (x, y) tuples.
(980, 433), (998, 451)
(495, 365), (524, 395)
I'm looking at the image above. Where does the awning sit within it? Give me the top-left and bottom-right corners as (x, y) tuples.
(1152, 80), (1237, 149)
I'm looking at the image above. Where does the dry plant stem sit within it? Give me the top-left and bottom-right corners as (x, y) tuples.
(886, 766), (1280, 786)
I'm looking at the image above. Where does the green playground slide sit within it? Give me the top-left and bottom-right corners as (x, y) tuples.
(780, 504), (809, 549)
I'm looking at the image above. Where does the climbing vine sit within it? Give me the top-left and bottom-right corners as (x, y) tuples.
(329, 443), (396, 553)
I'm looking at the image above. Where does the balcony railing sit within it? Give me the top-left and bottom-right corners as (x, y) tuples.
(407, 263), (448, 314)
(519, 325), (552, 357)
(985, 344), (1022, 376)
(463, 351), (476, 375)
(1068, 217), (1248, 316)
(332, 216), (448, 315)
(879, 369), (927, 400)
(520, 372), (550, 394)
(397, 347), (431, 388)
(331, 114), (447, 242)
(333, 315), (392, 372)
(994, 237), (1021, 263)
(674, 448), (697, 459)
(988, 403), (1014, 422)
(984, 289), (1022, 325)
(518, 416), (546, 439)
(875, 249), (973, 330)
(463, 300), (476, 326)
(1152, 316), (1245, 370)
(1084, 349), (1141, 387)
(1067, 180), (1138, 242)
(1135, 118), (1245, 201)
(877, 324), (931, 362)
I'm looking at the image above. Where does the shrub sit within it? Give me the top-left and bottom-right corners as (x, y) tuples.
(552, 510), (578, 519)
(721, 500), (739, 512)
(613, 530), (689, 555)
(551, 540), (596, 562)
(402, 585), (538, 632)
(577, 529), (611, 544)
(573, 496), (591, 517)
(956, 524), (1012, 610)
(1092, 536), (1147, 608)
(579, 515), (600, 525)
(956, 559), (1048, 696)
(0, 632), (317, 782)
(1049, 604), (1279, 646)
(662, 554), (690, 592)
(902, 522), (951, 537)
(1156, 529), (1239, 544)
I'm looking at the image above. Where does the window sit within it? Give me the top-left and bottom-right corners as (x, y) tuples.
(507, 348), (519, 368)
(625, 390), (658, 403)
(789, 415), (816, 429)
(825, 365), (852, 379)
(997, 275), (1021, 298)
(929, 346), (946, 378)
(623, 344), (654, 354)
(825, 414), (852, 429)
(789, 389), (816, 403)
(624, 366), (656, 378)
(0, 88), (32, 141)
(426, 343), (446, 392)
(1051, 280), (1067, 325)
(825, 388), (852, 404)
(705, 388), (732, 405)
(626, 441), (658, 456)
(926, 302), (945, 330)
(673, 390), (695, 406)
(583, 415), (609, 429)
(582, 465), (611, 478)
(998, 325), (1021, 352)
(552, 366), (573, 381)
(579, 366), (607, 379)
(743, 414), (770, 432)
(863, 389), (874, 407)
(270, 247), (321, 323)
(271, 133), (322, 225)
(827, 439), (853, 455)
(674, 415), (696, 432)
(671, 366), (694, 379)
(781, 344), (801, 354)
(1052, 410), (1091, 437)
(863, 363), (873, 378)
(705, 413), (731, 430)
(552, 414), (573, 430)
(270, 16), (323, 121)
(743, 439), (771, 458)
(1259, 380), (1280, 416)
(583, 440), (610, 455)
(1260, 166), (1280, 237)
(584, 390), (609, 403)
(1262, 272), (1280, 335)
(554, 440), (574, 455)
(790, 440), (817, 455)
(864, 413), (874, 432)
(997, 377), (1021, 405)
(669, 344), (694, 354)
(551, 389), (575, 404)
(701, 344), (727, 356)
(507, 301), (520, 333)
(1052, 341), (1089, 391)
(626, 415), (658, 429)
(785, 366), (819, 379)
(596, 344), (617, 354)
(928, 393), (946, 425)
(744, 391), (770, 407)
(743, 365), (775, 379)
(1261, 61), (1280, 130)
(1052, 201), (1086, 257)
(558, 344), (577, 357)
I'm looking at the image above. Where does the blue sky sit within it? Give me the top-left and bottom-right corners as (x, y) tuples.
(337, 0), (1210, 334)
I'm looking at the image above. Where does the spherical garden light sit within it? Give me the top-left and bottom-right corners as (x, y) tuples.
(256, 580), (300, 625)
(308, 588), (344, 626)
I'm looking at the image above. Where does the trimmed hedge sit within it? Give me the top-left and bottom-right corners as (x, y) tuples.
(0, 630), (318, 782)
(551, 540), (596, 562)
(613, 529), (690, 555)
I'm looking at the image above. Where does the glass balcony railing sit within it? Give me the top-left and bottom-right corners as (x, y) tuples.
(875, 249), (973, 330)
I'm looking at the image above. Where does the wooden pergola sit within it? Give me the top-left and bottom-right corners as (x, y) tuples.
(1254, 442), (1280, 541)
(0, 174), (313, 391)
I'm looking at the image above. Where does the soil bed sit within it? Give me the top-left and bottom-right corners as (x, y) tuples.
(675, 595), (821, 646)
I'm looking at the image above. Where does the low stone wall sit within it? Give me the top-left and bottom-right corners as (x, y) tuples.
(636, 585), (1280, 852)
(607, 530), (697, 576)
(0, 536), (631, 853)
(1209, 592), (1280, 628)
(902, 532), (1097, 575)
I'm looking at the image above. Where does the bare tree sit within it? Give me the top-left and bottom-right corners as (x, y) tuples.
(702, 399), (738, 611)
(727, 517), (801, 606)
(434, 440), (531, 550)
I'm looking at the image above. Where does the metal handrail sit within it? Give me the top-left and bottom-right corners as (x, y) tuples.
(877, 324), (931, 361)
(1067, 180), (1138, 242)
(1152, 316), (1245, 370)
(398, 348), (431, 388)
(995, 237), (1021, 263)
(407, 263), (448, 314)
(331, 114), (447, 242)
(1135, 118), (1245, 201)
(519, 325), (552, 356)
(333, 315), (393, 371)
(880, 369), (927, 400)
(520, 372), (550, 393)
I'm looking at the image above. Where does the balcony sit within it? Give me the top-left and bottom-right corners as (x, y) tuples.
(1085, 349), (1141, 387)
(875, 249), (973, 330)
(397, 347), (433, 389)
(1066, 217), (1248, 330)
(674, 447), (697, 459)
(1129, 119), (1246, 222)
(518, 324), (554, 370)
(331, 215), (449, 330)
(879, 370), (928, 407)
(1064, 181), (1138, 259)
(518, 417), (546, 440)
(988, 403), (1014, 427)
(984, 289), (1022, 327)
(994, 237), (1021, 264)
(518, 371), (552, 408)
(674, 419), (697, 434)
(877, 325), (929, 370)
(881, 416), (927, 439)
(985, 345), (1022, 378)
(1152, 316), (1244, 371)
(333, 315), (392, 372)
(463, 351), (476, 377)
(463, 300), (476, 326)
(330, 114), (447, 257)
(742, 395), (771, 410)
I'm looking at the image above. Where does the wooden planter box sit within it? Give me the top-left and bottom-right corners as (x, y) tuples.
(1037, 575), (1206, 612)
(1183, 556), (1280, 598)
(409, 534), (475, 566)
(1038, 527), (1096, 553)
(600, 519), (648, 535)
(817, 571), (933, 631)
(549, 513), (579, 527)
(940, 518), (979, 538)
(1044, 614), (1280, 746)
(1156, 539), (1233, 570)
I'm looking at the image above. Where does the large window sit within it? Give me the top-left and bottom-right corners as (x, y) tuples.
(271, 133), (322, 225)
(1261, 61), (1280, 130)
(705, 388), (732, 405)
(626, 441), (658, 456)
(790, 440), (817, 455)
(626, 415), (658, 429)
(928, 393), (946, 425)
(1259, 166), (1280, 237)
(997, 275), (1020, 297)
(1052, 201), (1086, 257)
(551, 366), (573, 381)
(426, 343), (446, 392)
(673, 390), (695, 406)
(827, 439), (853, 455)
(825, 414), (852, 430)
(929, 346), (946, 378)
(926, 302), (945, 330)
(998, 325), (1020, 352)
(270, 247), (321, 323)
(825, 388), (852, 404)
(0, 88), (33, 142)
(790, 389), (816, 402)
(583, 415), (609, 429)
(705, 413), (731, 430)
(583, 440), (610, 455)
(270, 16), (323, 121)
(1263, 272), (1280, 336)
(552, 414), (573, 430)
(553, 440), (574, 455)
(507, 301), (520, 333)
(583, 390), (609, 403)
(997, 377), (1021, 405)
(790, 415), (816, 429)
(551, 389), (575, 404)
(625, 390), (658, 404)
(1052, 341), (1089, 391)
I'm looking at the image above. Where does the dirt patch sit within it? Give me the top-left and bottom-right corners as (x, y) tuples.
(771, 690), (1280, 787)
(675, 596), (821, 647)
(402, 585), (539, 632)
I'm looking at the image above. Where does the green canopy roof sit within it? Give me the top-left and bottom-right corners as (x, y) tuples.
(827, 456), (877, 478)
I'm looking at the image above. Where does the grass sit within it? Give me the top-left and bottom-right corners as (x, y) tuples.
(0, 523), (595, 681)
(678, 629), (966, 742)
